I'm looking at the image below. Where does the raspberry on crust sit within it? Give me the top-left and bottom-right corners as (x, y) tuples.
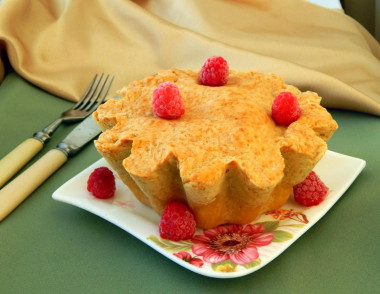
(152, 81), (185, 119)
(272, 91), (302, 126)
(199, 56), (229, 86)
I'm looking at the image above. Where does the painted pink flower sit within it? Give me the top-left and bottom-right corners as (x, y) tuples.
(191, 224), (273, 265)
(189, 258), (204, 268)
(173, 251), (204, 268)
(173, 251), (192, 262)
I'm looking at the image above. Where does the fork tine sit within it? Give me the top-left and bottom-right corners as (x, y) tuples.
(87, 75), (115, 112)
(72, 74), (98, 109)
(84, 74), (112, 111)
(83, 74), (108, 111)
(76, 73), (104, 110)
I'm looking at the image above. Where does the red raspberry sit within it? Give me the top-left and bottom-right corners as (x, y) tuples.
(87, 167), (116, 199)
(152, 82), (185, 119)
(159, 201), (196, 241)
(199, 56), (229, 86)
(293, 171), (328, 206)
(271, 91), (301, 126)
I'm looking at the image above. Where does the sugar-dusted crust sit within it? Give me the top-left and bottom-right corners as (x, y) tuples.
(93, 69), (337, 229)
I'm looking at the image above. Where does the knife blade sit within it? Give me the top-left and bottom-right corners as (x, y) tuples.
(55, 112), (101, 157)
(0, 115), (101, 221)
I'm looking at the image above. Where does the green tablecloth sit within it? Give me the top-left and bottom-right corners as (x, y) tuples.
(0, 72), (379, 293)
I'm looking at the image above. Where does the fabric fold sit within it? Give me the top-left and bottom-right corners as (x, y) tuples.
(0, 0), (379, 116)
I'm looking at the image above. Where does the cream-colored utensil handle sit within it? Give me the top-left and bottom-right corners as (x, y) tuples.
(0, 138), (44, 188)
(0, 149), (67, 222)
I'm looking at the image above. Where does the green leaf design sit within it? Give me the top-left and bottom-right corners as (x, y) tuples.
(255, 221), (280, 232)
(242, 258), (261, 269)
(147, 236), (193, 252)
(211, 260), (237, 272)
(272, 230), (293, 242)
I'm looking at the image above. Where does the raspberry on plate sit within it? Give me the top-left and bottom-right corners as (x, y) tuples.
(87, 167), (116, 199)
(159, 201), (196, 241)
(199, 56), (229, 86)
(152, 81), (185, 119)
(293, 171), (328, 206)
(271, 91), (301, 126)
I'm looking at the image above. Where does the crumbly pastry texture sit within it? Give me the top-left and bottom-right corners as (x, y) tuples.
(93, 68), (338, 229)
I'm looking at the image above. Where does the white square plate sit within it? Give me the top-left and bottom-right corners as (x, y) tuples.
(53, 150), (365, 278)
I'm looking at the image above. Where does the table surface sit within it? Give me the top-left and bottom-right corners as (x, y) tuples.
(0, 70), (379, 294)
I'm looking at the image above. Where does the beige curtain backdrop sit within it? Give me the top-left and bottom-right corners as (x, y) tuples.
(0, 0), (379, 116)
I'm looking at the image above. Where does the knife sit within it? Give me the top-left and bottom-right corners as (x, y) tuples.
(0, 114), (101, 221)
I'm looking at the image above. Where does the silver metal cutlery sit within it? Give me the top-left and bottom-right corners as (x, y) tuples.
(0, 73), (113, 188)
(0, 74), (114, 221)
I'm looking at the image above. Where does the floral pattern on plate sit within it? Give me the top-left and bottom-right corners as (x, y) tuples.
(52, 150), (365, 278)
(148, 209), (307, 273)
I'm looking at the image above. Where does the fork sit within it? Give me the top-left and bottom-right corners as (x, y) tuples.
(0, 73), (114, 188)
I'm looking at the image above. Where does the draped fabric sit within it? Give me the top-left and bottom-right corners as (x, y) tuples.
(0, 0), (379, 115)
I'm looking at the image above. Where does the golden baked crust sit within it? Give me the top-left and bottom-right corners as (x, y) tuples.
(93, 69), (337, 228)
